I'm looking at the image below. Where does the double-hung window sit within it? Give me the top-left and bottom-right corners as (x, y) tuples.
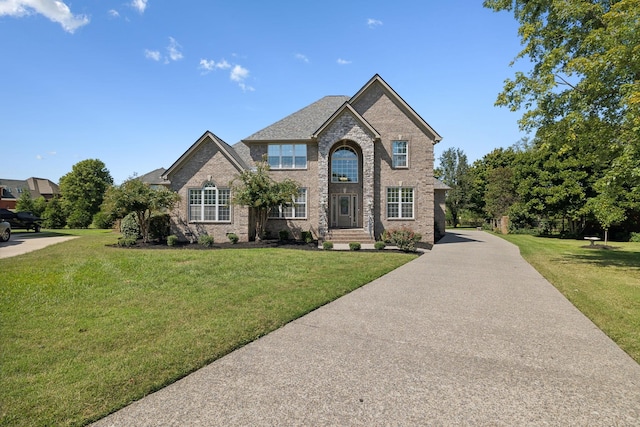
(269, 188), (307, 219)
(189, 185), (230, 222)
(268, 144), (307, 169)
(387, 187), (414, 219)
(392, 141), (408, 168)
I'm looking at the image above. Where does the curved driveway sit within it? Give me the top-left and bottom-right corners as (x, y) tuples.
(94, 230), (640, 426)
(0, 233), (77, 259)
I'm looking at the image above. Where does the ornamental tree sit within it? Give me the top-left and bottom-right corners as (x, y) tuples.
(231, 160), (300, 240)
(102, 178), (180, 243)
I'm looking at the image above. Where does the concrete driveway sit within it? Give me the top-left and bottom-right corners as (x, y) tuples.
(0, 233), (77, 259)
(94, 230), (640, 426)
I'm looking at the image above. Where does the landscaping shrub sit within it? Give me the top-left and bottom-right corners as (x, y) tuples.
(349, 242), (361, 251)
(149, 213), (171, 241)
(381, 227), (422, 252)
(301, 230), (314, 243)
(92, 211), (114, 229)
(117, 236), (137, 247)
(630, 232), (640, 243)
(227, 233), (239, 244)
(279, 230), (290, 241)
(198, 234), (214, 247)
(374, 241), (386, 250)
(167, 235), (178, 246)
(120, 213), (141, 239)
(323, 241), (333, 250)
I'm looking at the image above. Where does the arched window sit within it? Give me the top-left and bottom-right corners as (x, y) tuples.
(331, 146), (358, 183)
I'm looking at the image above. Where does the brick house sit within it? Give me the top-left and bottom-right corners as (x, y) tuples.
(0, 177), (60, 209)
(162, 74), (446, 244)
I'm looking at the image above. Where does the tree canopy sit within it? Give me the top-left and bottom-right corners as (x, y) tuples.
(59, 159), (113, 228)
(437, 148), (471, 227)
(484, 0), (640, 235)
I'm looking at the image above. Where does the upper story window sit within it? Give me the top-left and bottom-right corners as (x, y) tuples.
(189, 185), (230, 222)
(268, 144), (307, 169)
(392, 141), (408, 168)
(331, 146), (358, 183)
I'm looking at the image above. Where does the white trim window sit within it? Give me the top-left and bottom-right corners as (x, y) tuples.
(268, 144), (307, 169)
(269, 188), (307, 219)
(392, 140), (408, 168)
(387, 187), (414, 219)
(189, 185), (230, 222)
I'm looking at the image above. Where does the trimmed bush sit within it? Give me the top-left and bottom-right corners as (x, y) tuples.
(198, 234), (214, 247)
(120, 213), (140, 240)
(301, 230), (314, 243)
(630, 232), (640, 243)
(167, 235), (178, 246)
(374, 241), (386, 250)
(381, 227), (422, 252)
(322, 241), (334, 250)
(117, 237), (137, 247)
(349, 242), (361, 251)
(227, 233), (239, 244)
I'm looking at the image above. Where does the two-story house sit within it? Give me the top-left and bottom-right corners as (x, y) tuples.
(162, 74), (446, 244)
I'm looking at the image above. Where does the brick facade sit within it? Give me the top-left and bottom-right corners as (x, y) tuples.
(164, 75), (442, 244)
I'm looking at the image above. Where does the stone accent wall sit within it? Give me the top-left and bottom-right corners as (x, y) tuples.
(352, 83), (436, 244)
(316, 111), (376, 239)
(167, 139), (249, 243)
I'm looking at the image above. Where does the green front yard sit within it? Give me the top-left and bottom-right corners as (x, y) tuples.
(499, 234), (640, 364)
(0, 230), (417, 426)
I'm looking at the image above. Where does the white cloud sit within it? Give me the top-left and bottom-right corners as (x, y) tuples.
(36, 154), (43, 160)
(198, 58), (231, 73)
(131, 0), (147, 13)
(295, 53), (309, 63)
(337, 58), (352, 65)
(108, 9), (119, 18)
(230, 65), (254, 91)
(367, 18), (383, 28)
(145, 49), (161, 61)
(166, 37), (183, 62)
(0, 0), (90, 33)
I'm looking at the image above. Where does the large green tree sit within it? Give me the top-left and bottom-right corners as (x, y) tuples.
(232, 160), (300, 240)
(102, 178), (180, 243)
(485, 0), (640, 231)
(59, 159), (113, 228)
(437, 148), (471, 227)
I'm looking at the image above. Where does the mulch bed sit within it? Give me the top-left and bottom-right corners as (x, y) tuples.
(111, 239), (431, 253)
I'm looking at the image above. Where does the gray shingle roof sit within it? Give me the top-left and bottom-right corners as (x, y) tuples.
(242, 95), (350, 142)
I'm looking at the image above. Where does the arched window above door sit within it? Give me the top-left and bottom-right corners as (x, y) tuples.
(331, 146), (358, 183)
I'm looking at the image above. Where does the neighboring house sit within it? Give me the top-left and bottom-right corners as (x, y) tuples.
(137, 168), (168, 190)
(0, 177), (60, 209)
(162, 74), (446, 244)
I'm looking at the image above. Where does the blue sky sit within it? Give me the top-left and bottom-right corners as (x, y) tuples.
(0, 0), (527, 184)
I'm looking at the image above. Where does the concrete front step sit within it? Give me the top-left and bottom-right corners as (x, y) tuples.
(325, 229), (375, 244)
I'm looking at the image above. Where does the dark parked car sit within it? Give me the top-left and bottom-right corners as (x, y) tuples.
(0, 209), (42, 232)
(0, 219), (10, 242)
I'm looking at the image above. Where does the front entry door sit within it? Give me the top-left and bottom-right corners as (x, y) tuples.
(333, 194), (358, 228)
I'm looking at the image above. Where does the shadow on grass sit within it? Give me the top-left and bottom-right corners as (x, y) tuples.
(564, 249), (640, 270)
(11, 231), (73, 239)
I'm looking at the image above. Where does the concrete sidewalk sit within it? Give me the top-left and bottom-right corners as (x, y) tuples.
(94, 230), (640, 426)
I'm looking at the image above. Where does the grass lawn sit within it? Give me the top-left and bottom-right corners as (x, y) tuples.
(498, 234), (640, 364)
(0, 230), (417, 426)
